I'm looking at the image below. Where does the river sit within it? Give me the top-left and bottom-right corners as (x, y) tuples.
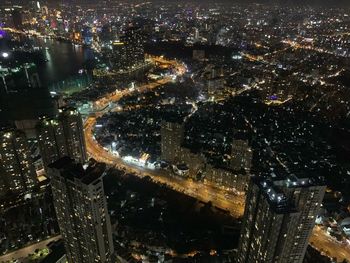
(23, 37), (94, 93)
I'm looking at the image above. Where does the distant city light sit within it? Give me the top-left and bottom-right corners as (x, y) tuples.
(1, 52), (9, 58)
(232, 54), (242, 60)
(24, 193), (32, 200)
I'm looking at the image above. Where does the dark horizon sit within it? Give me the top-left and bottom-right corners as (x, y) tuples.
(2, 0), (350, 8)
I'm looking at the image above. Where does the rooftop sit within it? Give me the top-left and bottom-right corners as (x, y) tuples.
(252, 176), (294, 214)
(49, 157), (106, 185)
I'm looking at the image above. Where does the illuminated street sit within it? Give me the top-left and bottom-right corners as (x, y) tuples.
(83, 56), (349, 263)
(310, 226), (350, 263)
(86, 116), (245, 218)
(84, 56), (245, 218)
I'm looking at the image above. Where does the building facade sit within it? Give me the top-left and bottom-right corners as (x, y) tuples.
(0, 127), (37, 196)
(230, 139), (252, 171)
(58, 107), (87, 164)
(110, 41), (127, 71)
(160, 121), (184, 163)
(36, 107), (87, 171)
(203, 165), (247, 192)
(36, 117), (68, 172)
(120, 27), (145, 69)
(237, 176), (326, 263)
(48, 157), (114, 263)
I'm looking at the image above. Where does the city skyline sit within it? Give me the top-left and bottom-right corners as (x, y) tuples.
(0, 0), (350, 262)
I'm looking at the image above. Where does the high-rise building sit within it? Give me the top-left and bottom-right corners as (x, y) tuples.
(236, 175), (326, 263)
(120, 27), (145, 69)
(160, 121), (184, 163)
(36, 107), (87, 171)
(48, 157), (114, 263)
(11, 8), (23, 30)
(207, 77), (225, 100)
(0, 126), (37, 196)
(110, 41), (127, 71)
(36, 117), (68, 172)
(194, 27), (200, 41)
(230, 139), (252, 171)
(230, 125), (252, 172)
(58, 107), (87, 163)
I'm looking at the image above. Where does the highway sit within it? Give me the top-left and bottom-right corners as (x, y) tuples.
(84, 56), (349, 262)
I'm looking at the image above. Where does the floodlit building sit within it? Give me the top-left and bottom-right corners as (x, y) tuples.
(237, 175), (326, 263)
(48, 157), (114, 263)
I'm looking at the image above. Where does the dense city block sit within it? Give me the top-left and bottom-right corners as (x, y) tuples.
(0, 1), (350, 263)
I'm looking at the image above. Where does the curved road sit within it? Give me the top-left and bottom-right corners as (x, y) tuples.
(84, 56), (350, 262)
(84, 56), (245, 218)
(86, 116), (245, 218)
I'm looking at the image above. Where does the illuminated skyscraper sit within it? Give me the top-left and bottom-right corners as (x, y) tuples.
(120, 27), (145, 68)
(58, 107), (87, 164)
(48, 157), (114, 263)
(110, 41), (127, 71)
(237, 175), (326, 263)
(160, 121), (184, 163)
(101, 27), (144, 73)
(36, 117), (68, 172)
(0, 127), (37, 196)
(36, 107), (87, 171)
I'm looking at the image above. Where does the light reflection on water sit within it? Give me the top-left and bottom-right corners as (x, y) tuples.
(30, 38), (94, 91)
